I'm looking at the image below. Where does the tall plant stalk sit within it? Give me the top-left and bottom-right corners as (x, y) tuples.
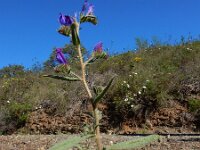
(77, 43), (103, 150)
(43, 1), (113, 149)
(46, 1), (162, 150)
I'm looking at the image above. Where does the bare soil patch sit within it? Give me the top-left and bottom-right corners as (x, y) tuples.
(0, 134), (200, 150)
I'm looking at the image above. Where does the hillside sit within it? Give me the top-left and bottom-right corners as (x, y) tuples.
(0, 40), (200, 134)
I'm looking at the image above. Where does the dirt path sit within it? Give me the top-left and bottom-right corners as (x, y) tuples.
(0, 134), (200, 150)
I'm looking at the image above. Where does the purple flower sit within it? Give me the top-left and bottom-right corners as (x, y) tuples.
(56, 48), (68, 64)
(81, 0), (88, 13)
(59, 13), (73, 26)
(81, 0), (94, 16)
(92, 42), (108, 59)
(86, 4), (94, 15)
(94, 42), (103, 53)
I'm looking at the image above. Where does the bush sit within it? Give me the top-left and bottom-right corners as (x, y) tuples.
(1, 39), (200, 133)
(102, 40), (200, 125)
(7, 102), (32, 127)
(188, 98), (200, 112)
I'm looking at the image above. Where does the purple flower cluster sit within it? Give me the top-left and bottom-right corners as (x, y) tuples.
(81, 0), (94, 15)
(81, 0), (88, 12)
(59, 13), (73, 26)
(94, 42), (103, 53)
(59, 0), (95, 27)
(56, 1), (105, 66)
(56, 48), (67, 64)
(93, 42), (109, 59)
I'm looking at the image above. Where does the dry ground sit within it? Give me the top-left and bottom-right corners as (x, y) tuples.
(0, 134), (200, 150)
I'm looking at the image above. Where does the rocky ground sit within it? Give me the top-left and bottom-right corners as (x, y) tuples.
(20, 101), (196, 135)
(0, 134), (200, 150)
(1, 101), (199, 150)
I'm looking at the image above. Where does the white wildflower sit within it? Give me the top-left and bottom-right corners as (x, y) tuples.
(131, 105), (134, 108)
(142, 86), (147, 89)
(146, 79), (150, 82)
(109, 141), (113, 145)
(127, 84), (130, 88)
(134, 72), (138, 75)
(129, 75), (132, 77)
(133, 94), (137, 97)
(186, 47), (192, 50)
(123, 81), (127, 84)
(124, 98), (128, 102)
(7, 100), (10, 104)
(138, 91), (142, 94)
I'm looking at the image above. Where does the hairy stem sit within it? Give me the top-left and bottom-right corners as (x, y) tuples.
(94, 108), (102, 150)
(77, 43), (102, 150)
(77, 44), (92, 98)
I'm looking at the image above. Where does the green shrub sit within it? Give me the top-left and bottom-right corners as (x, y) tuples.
(7, 102), (32, 127)
(1, 39), (200, 133)
(103, 40), (200, 124)
(188, 99), (200, 112)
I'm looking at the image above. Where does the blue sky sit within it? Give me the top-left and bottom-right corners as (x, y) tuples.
(0, 0), (200, 69)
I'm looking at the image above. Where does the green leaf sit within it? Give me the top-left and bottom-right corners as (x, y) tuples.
(85, 56), (97, 66)
(93, 77), (115, 106)
(93, 86), (98, 95)
(58, 25), (71, 37)
(85, 52), (108, 66)
(93, 86), (104, 95)
(81, 124), (95, 136)
(98, 52), (108, 59)
(43, 75), (80, 81)
(49, 135), (91, 150)
(54, 64), (71, 74)
(71, 23), (80, 46)
(92, 51), (108, 60)
(107, 135), (160, 150)
(80, 15), (98, 25)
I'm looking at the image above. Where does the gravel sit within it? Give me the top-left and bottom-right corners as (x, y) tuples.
(0, 134), (200, 150)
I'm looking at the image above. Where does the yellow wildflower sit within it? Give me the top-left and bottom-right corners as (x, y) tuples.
(134, 57), (142, 62)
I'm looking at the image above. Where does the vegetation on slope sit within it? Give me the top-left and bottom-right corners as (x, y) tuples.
(0, 40), (200, 134)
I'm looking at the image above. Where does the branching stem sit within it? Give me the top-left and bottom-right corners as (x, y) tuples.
(84, 56), (95, 66)
(76, 26), (102, 149)
(70, 71), (82, 81)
